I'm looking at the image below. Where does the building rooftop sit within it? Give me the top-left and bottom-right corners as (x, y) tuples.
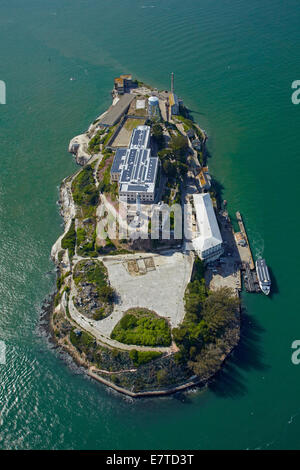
(169, 93), (179, 107)
(99, 94), (135, 127)
(114, 77), (124, 85)
(111, 148), (127, 174)
(129, 125), (151, 149)
(192, 193), (223, 252)
(111, 125), (158, 195)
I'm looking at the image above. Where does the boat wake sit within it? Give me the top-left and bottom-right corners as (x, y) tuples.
(251, 232), (265, 260)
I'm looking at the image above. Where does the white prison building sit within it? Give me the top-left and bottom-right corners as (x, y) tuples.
(192, 193), (223, 262)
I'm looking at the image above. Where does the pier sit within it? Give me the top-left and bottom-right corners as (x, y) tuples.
(243, 262), (260, 293)
(235, 211), (255, 270)
(234, 211), (260, 293)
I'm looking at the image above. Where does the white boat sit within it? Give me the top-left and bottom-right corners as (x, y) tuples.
(255, 258), (271, 295)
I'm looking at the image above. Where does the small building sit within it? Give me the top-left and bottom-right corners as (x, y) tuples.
(169, 93), (179, 115)
(196, 166), (211, 190)
(192, 193), (223, 262)
(114, 77), (124, 94)
(114, 74), (133, 94)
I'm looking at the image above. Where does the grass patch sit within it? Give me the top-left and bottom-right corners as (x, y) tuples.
(111, 308), (171, 347)
(124, 118), (144, 131)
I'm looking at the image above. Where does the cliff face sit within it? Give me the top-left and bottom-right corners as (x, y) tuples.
(51, 175), (76, 268)
(69, 133), (91, 166)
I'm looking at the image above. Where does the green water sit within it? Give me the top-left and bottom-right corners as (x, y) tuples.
(0, 0), (300, 450)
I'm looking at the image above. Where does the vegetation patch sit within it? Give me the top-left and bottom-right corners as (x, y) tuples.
(98, 161), (118, 199)
(72, 164), (99, 209)
(88, 129), (105, 154)
(61, 219), (76, 258)
(151, 123), (164, 150)
(73, 260), (114, 320)
(124, 118), (145, 131)
(111, 308), (172, 347)
(158, 133), (189, 180)
(174, 113), (205, 140)
(101, 125), (117, 147)
(129, 349), (162, 366)
(172, 257), (240, 377)
(76, 225), (99, 257)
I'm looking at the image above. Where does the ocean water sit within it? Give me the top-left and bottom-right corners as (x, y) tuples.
(0, 0), (300, 449)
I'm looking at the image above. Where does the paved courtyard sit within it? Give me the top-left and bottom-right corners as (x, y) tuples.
(97, 250), (193, 338)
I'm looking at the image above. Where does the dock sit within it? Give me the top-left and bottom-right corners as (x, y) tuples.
(242, 262), (260, 293)
(235, 211), (255, 270)
(233, 211), (261, 293)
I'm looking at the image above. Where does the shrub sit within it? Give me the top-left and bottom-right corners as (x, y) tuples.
(129, 349), (162, 366)
(111, 309), (171, 347)
(76, 227), (86, 247)
(72, 165), (99, 207)
(70, 329), (95, 350)
(88, 129), (105, 154)
(73, 260), (114, 305)
(156, 369), (168, 385)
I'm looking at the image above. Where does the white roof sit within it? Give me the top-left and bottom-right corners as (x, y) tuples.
(192, 193), (223, 252)
(148, 96), (159, 104)
(136, 99), (145, 109)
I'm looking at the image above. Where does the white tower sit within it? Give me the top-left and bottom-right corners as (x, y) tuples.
(148, 96), (160, 119)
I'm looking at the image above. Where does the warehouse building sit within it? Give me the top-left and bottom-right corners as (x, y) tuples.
(192, 193), (223, 262)
(110, 125), (158, 202)
(98, 94), (135, 127)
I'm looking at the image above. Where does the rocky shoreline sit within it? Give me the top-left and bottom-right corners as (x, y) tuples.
(45, 81), (241, 398)
(46, 172), (240, 397)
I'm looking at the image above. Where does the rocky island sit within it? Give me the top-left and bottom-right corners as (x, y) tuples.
(50, 74), (242, 397)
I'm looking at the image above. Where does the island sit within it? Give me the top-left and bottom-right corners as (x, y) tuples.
(49, 74), (256, 397)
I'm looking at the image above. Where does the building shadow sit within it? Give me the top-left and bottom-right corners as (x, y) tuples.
(186, 108), (206, 118)
(268, 266), (279, 297)
(210, 176), (225, 207)
(208, 309), (268, 398)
